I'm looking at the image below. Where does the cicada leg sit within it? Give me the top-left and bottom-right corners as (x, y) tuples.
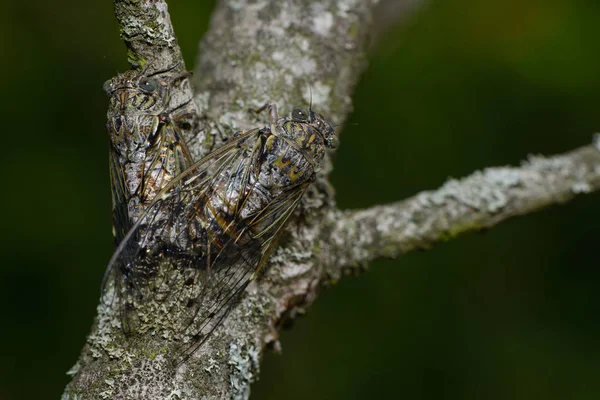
(200, 120), (233, 153)
(249, 102), (279, 133)
(170, 104), (196, 142)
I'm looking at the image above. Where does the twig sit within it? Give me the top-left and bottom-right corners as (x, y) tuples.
(114, 0), (184, 70)
(326, 144), (600, 270)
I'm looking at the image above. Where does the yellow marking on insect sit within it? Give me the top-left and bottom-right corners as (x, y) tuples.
(273, 156), (291, 169)
(287, 165), (303, 184)
(265, 134), (276, 151)
(144, 96), (155, 109)
(205, 199), (243, 241)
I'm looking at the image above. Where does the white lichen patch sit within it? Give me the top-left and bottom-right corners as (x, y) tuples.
(228, 344), (260, 400)
(337, 0), (360, 18)
(122, 9), (175, 48)
(428, 167), (522, 214)
(271, 51), (285, 62)
(271, 246), (314, 279)
(203, 358), (220, 374)
(154, 3), (176, 46)
(572, 182), (591, 194)
(194, 91), (211, 115)
(525, 154), (573, 176)
(166, 389), (182, 399)
(232, 0), (284, 38)
(312, 11), (334, 36)
(526, 153), (594, 194)
(270, 48), (317, 76)
(374, 206), (403, 235)
(228, 0), (246, 11)
(218, 112), (239, 133)
(483, 168), (522, 187)
(88, 285), (122, 358)
(299, 38), (310, 52)
(66, 362), (80, 376)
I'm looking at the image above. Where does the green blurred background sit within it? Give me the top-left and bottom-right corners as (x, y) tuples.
(2, 1), (600, 399)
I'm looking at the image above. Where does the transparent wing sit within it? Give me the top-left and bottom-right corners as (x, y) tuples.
(140, 116), (194, 203)
(101, 127), (310, 363)
(108, 115), (192, 245)
(174, 172), (311, 363)
(109, 147), (131, 245)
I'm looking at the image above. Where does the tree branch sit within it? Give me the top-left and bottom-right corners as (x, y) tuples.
(327, 143), (600, 269)
(63, 0), (600, 399)
(113, 0), (184, 70)
(64, 0), (382, 399)
(185, 0), (377, 164)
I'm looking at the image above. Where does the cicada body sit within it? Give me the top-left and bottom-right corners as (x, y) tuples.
(102, 100), (338, 363)
(103, 70), (195, 242)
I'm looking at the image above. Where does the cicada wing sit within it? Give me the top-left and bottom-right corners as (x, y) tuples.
(101, 128), (263, 333)
(173, 181), (311, 364)
(102, 125), (314, 362)
(109, 147), (131, 245)
(141, 117), (194, 200)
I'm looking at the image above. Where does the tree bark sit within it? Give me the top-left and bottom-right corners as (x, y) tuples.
(62, 1), (600, 399)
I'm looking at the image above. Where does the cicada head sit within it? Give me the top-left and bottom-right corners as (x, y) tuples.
(103, 71), (170, 162)
(283, 107), (339, 170)
(103, 70), (167, 115)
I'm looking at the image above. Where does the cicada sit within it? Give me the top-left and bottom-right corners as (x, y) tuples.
(102, 72), (338, 363)
(103, 69), (195, 243)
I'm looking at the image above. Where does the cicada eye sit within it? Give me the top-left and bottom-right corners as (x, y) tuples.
(138, 77), (158, 93)
(326, 134), (340, 150)
(102, 79), (113, 94)
(291, 108), (309, 122)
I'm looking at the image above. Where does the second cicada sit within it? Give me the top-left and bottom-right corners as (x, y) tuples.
(103, 69), (196, 243)
(102, 71), (338, 363)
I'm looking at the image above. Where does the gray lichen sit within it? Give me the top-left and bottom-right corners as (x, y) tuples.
(193, 0), (374, 146)
(331, 144), (600, 267)
(228, 344), (260, 400)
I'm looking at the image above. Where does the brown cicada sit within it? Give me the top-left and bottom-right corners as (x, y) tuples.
(103, 69), (195, 243)
(102, 71), (338, 363)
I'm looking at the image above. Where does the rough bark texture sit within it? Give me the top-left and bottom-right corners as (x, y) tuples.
(62, 0), (600, 399)
(188, 0), (375, 162)
(329, 143), (600, 267)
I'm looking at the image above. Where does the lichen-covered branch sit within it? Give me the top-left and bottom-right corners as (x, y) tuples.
(63, 0), (383, 399)
(114, 0), (184, 70)
(188, 0), (377, 162)
(327, 142), (600, 269)
(63, 0), (600, 399)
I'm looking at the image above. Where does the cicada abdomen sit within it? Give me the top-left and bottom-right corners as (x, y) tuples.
(103, 69), (196, 243)
(102, 101), (338, 364)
